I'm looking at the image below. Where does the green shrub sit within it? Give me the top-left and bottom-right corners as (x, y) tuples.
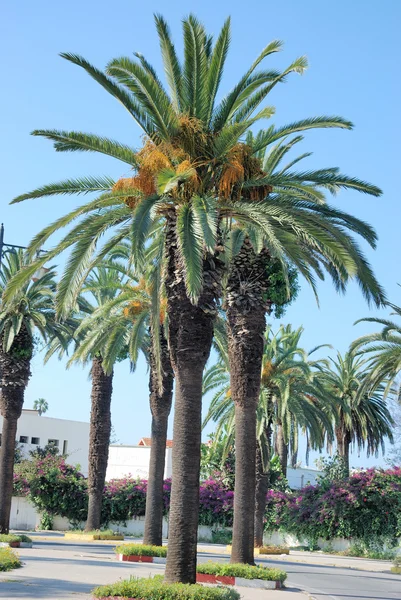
(211, 529), (232, 545)
(0, 534), (32, 544)
(0, 548), (21, 571)
(115, 543), (167, 557)
(197, 562), (287, 582)
(93, 576), (240, 599)
(69, 529), (120, 537)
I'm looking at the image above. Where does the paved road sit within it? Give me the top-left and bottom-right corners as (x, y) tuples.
(0, 538), (400, 600)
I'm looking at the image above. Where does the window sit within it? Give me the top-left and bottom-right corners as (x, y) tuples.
(31, 437), (40, 445)
(62, 440), (68, 454)
(48, 439), (59, 447)
(19, 436), (29, 444)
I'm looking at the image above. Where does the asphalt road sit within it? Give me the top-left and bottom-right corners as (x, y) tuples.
(2, 538), (400, 600)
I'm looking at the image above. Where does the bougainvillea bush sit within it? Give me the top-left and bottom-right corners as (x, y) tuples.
(265, 467), (401, 547)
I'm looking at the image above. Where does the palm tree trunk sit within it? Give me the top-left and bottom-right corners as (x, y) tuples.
(254, 422), (272, 547)
(335, 427), (350, 477)
(164, 210), (223, 584)
(226, 239), (269, 565)
(0, 329), (31, 533)
(254, 445), (269, 547)
(0, 414), (19, 533)
(85, 356), (113, 532)
(144, 328), (174, 546)
(276, 422), (288, 478)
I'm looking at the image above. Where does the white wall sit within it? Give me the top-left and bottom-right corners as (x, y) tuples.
(106, 445), (172, 481)
(287, 467), (322, 489)
(1, 409), (90, 475)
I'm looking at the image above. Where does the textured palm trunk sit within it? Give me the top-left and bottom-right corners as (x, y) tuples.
(164, 210), (223, 584)
(335, 426), (350, 477)
(0, 329), (32, 533)
(226, 239), (269, 565)
(276, 421), (288, 478)
(85, 356), (113, 532)
(291, 449), (298, 469)
(143, 328), (174, 546)
(254, 422), (272, 547)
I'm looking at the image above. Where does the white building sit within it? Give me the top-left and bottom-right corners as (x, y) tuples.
(106, 439), (173, 481)
(0, 409), (90, 475)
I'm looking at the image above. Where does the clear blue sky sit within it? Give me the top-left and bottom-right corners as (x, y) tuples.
(1, 1), (400, 468)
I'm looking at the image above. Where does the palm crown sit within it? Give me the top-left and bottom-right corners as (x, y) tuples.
(0, 250), (58, 352)
(7, 14), (385, 313)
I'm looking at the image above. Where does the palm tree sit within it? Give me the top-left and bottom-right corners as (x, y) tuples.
(8, 15), (384, 577)
(0, 250), (58, 533)
(352, 302), (401, 398)
(317, 351), (394, 476)
(33, 398), (48, 415)
(203, 324), (333, 547)
(77, 249), (174, 545)
(46, 266), (125, 531)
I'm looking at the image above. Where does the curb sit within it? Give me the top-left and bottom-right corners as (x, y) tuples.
(196, 573), (283, 589)
(117, 554), (166, 564)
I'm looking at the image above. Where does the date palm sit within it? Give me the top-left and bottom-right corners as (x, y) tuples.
(352, 303), (401, 399)
(33, 397), (48, 415)
(204, 324), (333, 547)
(0, 250), (58, 533)
(8, 14), (384, 577)
(317, 351), (394, 476)
(76, 247), (174, 545)
(45, 266), (126, 530)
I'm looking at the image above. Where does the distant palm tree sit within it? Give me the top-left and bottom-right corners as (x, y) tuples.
(0, 250), (58, 533)
(352, 303), (401, 398)
(317, 351), (394, 476)
(33, 398), (48, 416)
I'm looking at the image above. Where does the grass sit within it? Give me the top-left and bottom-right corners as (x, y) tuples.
(197, 562), (287, 582)
(0, 548), (22, 572)
(257, 545), (289, 555)
(115, 543), (167, 557)
(0, 534), (32, 544)
(67, 529), (123, 540)
(93, 576), (240, 599)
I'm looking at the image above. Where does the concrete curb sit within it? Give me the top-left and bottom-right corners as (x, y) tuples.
(117, 554), (166, 564)
(196, 573), (283, 589)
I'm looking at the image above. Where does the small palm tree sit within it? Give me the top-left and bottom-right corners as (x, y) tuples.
(317, 351), (394, 476)
(352, 302), (401, 398)
(8, 14), (384, 576)
(33, 398), (48, 415)
(0, 250), (58, 533)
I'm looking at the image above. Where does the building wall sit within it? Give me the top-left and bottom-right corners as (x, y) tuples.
(0, 409), (90, 475)
(287, 467), (322, 489)
(106, 445), (173, 481)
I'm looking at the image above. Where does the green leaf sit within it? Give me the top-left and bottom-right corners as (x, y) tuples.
(11, 176), (114, 204)
(176, 203), (204, 303)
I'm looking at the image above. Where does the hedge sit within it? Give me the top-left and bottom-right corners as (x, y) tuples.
(115, 544), (167, 557)
(0, 548), (21, 572)
(92, 576), (240, 599)
(197, 563), (287, 582)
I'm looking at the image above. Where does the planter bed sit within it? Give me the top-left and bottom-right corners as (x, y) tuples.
(115, 543), (167, 563)
(391, 566), (401, 574)
(117, 554), (166, 564)
(93, 575), (239, 599)
(196, 563), (287, 590)
(226, 544), (289, 555)
(0, 535), (32, 549)
(65, 532), (124, 541)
